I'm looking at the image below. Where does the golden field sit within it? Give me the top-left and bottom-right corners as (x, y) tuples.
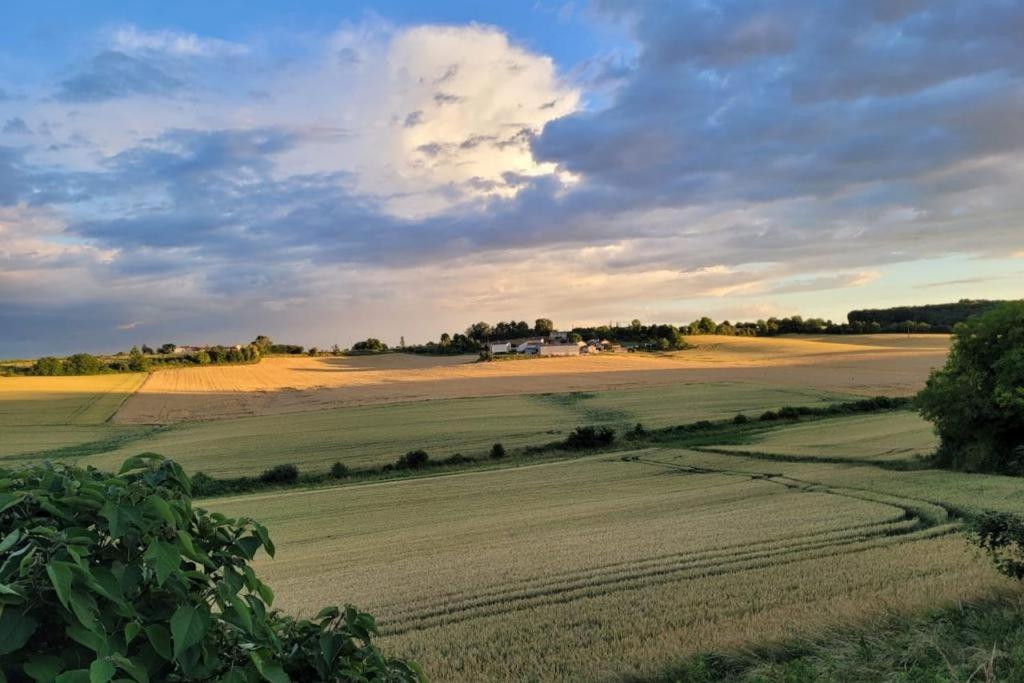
(113, 335), (949, 424)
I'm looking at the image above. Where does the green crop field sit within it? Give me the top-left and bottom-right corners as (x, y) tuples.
(208, 450), (1016, 682)
(717, 410), (938, 463)
(66, 381), (851, 477)
(0, 374), (149, 460)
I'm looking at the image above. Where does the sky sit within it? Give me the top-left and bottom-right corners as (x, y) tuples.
(0, 0), (1022, 356)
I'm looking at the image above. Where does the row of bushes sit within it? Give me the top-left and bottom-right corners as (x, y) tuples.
(191, 396), (912, 497)
(191, 444), (511, 497)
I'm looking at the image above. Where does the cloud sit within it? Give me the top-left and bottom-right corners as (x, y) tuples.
(55, 50), (183, 102)
(116, 321), (142, 330)
(2, 8), (1023, 355)
(2, 118), (32, 135)
(110, 25), (249, 58)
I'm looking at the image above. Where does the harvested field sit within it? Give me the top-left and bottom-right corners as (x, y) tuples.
(208, 451), (1010, 682)
(717, 410), (938, 463)
(115, 335), (950, 424)
(79, 382), (848, 476)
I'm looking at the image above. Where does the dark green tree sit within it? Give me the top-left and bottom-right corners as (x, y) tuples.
(127, 346), (150, 372)
(917, 302), (1024, 473)
(534, 318), (554, 336)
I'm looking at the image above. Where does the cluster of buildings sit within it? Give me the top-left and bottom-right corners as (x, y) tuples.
(487, 332), (624, 357)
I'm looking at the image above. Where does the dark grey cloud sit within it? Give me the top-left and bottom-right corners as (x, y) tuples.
(55, 50), (183, 102)
(534, 0), (1024, 206)
(2, 118), (32, 135)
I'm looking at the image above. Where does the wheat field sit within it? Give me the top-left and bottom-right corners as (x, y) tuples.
(114, 335), (949, 423)
(208, 450), (1013, 681)
(75, 382), (849, 476)
(717, 410), (939, 463)
(0, 373), (147, 459)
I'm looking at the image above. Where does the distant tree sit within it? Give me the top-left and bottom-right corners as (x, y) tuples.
(534, 318), (554, 336)
(400, 335), (406, 348)
(128, 345), (150, 372)
(631, 319), (642, 329)
(159, 343), (177, 354)
(569, 332), (583, 343)
(141, 344), (154, 354)
(329, 461), (350, 479)
(194, 350), (211, 365)
(64, 353), (105, 375)
(260, 463), (299, 485)
(465, 322), (493, 342)
(331, 344), (342, 355)
(489, 443), (506, 460)
(253, 335), (273, 353)
(917, 302), (1024, 473)
(440, 332), (452, 346)
(396, 449), (430, 470)
(31, 356), (63, 376)
(352, 338), (387, 352)
(308, 347), (320, 356)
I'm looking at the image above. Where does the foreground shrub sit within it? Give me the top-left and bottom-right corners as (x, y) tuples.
(0, 454), (421, 681)
(396, 449), (430, 469)
(259, 463), (299, 484)
(969, 511), (1024, 580)
(917, 301), (1024, 473)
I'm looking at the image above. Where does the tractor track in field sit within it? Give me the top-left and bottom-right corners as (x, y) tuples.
(377, 457), (956, 636)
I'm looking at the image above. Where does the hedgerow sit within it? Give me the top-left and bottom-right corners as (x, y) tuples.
(0, 454), (421, 682)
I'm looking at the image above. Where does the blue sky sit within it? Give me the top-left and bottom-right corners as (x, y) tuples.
(0, 1), (1021, 356)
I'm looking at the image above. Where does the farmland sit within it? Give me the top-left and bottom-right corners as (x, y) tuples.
(0, 373), (148, 459)
(716, 410), (938, 463)
(76, 382), (851, 477)
(208, 450), (1017, 681)
(113, 335), (949, 423)
(5, 332), (1015, 681)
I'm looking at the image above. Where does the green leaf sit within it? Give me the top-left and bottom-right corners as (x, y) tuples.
(118, 453), (163, 475)
(23, 655), (64, 682)
(144, 624), (172, 661)
(0, 493), (20, 514)
(170, 605), (209, 658)
(251, 652), (290, 683)
(143, 540), (179, 586)
(54, 670), (90, 683)
(0, 528), (21, 553)
(47, 561), (74, 610)
(124, 621), (141, 645)
(108, 654), (149, 683)
(89, 658), (115, 683)
(99, 501), (125, 538)
(0, 609), (37, 655)
(68, 588), (100, 632)
(146, 495), (176, 526)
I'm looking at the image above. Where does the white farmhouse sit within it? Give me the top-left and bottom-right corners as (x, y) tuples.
(537, 341), (586, 356)
(489, 341), (513, 354)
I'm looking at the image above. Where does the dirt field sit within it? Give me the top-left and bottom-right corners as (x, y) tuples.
(114, 335), (950, 424)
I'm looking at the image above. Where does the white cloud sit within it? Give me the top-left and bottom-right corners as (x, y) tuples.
(111, 25), (249, 58)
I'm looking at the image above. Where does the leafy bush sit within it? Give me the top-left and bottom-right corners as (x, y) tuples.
(396, 450), (430, 470)
(969, 511), (1024, 580)
(625, 423), (646, 440)
(259, 463), (299, 485)
(562, 426), (616, 450)
(329, 462), (350, 479)
(489, 443), (506, 459)
(30, 356), (63, 376)
(733, 414), (749, 425)
(0, 454), (421, 682)
(917, 301), (1024, 473)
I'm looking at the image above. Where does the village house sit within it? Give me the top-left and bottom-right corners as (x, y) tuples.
(537, 341), (586, 356)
